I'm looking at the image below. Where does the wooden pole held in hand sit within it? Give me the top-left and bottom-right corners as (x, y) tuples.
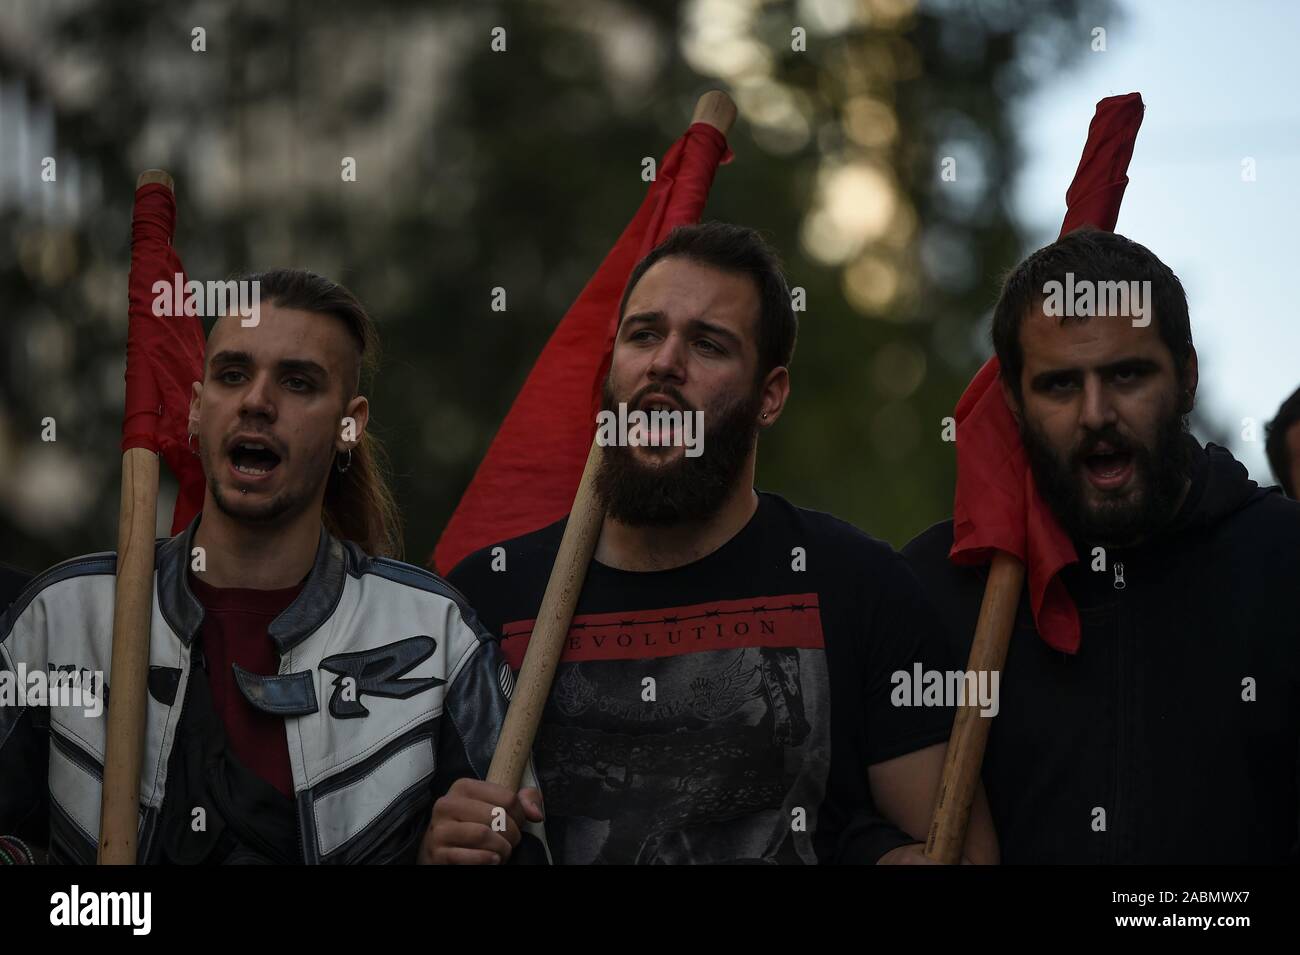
(97, 169), (172, 864)
(485, 441), (604, 788)
(924, 550), (1023, 863)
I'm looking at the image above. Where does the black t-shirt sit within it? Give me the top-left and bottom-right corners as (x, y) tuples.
(155, 640), (300, 865)
(448, 491), (956, 864)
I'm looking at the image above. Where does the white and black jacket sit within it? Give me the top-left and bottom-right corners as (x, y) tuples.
(0, 517), (548, 864)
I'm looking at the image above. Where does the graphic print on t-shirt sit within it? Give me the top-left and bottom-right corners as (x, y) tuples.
(500, 594), (830, 865)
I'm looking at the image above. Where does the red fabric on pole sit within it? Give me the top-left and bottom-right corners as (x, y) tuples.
(949, 93), (1145, 654)
(431, 123), (733, 573)
(122, 182), (207, 535)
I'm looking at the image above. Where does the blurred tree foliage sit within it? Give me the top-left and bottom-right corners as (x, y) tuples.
(0, 0), (1110, 574)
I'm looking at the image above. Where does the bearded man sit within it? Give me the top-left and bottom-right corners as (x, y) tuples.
(440, 222), (998, 865)
(905, 228), (1300, 863)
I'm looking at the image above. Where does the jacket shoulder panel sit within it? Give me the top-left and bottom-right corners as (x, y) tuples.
(287, 558), (490, 789)
(1, 552), (117, 643)
(352, 551), (492, 641)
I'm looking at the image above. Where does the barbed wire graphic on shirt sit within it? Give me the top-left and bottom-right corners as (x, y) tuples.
(500, 599), (822, 641)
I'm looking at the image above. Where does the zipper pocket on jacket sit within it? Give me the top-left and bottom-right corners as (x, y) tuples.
(47, 730), (106, 863)
(49, 729), (103, 781)
(306, 728), (436, 863)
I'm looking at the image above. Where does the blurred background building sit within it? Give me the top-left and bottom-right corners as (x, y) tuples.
(2, 0), (1292, 573)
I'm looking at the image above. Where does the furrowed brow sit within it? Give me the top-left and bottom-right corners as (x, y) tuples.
(1030, 368), (1081, 389)
(622, 311), (666, 330)
(688, 318), (742, 348)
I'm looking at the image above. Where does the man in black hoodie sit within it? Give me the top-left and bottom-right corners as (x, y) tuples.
(905, 228), (1300, 863)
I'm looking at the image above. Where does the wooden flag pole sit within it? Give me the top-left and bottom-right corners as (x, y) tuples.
(485, 440), (604, 788)
(97, 169), (173, 864)
(486, 91), (737, 789)
(924, 550), (1023, 863)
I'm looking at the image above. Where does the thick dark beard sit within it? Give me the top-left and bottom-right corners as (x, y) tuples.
(595, 380), (761, 527)
(1020, 404), (1192, 547)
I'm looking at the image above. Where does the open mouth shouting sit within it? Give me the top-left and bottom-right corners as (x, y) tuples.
(227, 433), (283, 484)
(1081, 441), (1134, 492)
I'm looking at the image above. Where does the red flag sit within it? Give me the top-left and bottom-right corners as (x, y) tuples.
(431, 123), (733, 573)
(949, 93), (1145, 654)
(122, 183), (207, 535)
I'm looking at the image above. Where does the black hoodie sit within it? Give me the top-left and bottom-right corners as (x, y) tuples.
(904, 439), (1300, 863)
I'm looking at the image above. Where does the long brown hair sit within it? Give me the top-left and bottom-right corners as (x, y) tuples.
(237, 269), (404, 558)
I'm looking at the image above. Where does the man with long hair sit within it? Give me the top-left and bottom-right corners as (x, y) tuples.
(0, 270), (545, 864)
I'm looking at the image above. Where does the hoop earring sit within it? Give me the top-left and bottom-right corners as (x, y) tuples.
(188, 432), (199, 456)
(336, 447), (352, 473)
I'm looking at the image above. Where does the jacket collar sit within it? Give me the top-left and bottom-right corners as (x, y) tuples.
(157, 513), (348, 654)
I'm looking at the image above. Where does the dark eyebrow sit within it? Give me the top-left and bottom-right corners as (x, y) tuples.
(621, 312), (743, 349)
(209, 349), (255, 368)
(1029, 357), (1160, 391)
(687, 318), (743, 349)
(278, 358), (330, 380)
(209, 350), (330, 381)
(622, 311), (666, 330)
(1029, 368), (1080, 391)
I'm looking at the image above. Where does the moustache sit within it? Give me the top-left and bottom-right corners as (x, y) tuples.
(1070, 427), (1137, 467)
(622, 383), (694, 415)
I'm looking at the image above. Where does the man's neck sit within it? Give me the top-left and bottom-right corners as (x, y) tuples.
(191, 500), (321, 590)
(594, 470), (760, 573)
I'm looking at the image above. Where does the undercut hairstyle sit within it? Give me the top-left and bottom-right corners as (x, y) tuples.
(1266, 385), (1300, 498)
(992, 228), (1194, 402)
(618, 221), (798, 382)
(233, 269), (403, 559)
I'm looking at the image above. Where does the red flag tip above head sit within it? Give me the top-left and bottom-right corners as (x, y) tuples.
(136, 169), (174, 193)
(431, 105), (734, 573)
(1060, 93), (1145, 238)
(950, 91), (1146, 655)
(691, 91), (738, 136)
(124, 170), (207, 535)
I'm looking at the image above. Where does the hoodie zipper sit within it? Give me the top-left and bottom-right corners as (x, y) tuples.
(1110, 556), (1128, 864)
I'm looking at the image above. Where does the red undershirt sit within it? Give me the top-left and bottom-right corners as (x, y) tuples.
(188, 572), (304, 798)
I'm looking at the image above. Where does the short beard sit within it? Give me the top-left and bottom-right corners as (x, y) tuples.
(1020, 402), (1192, 547)
(203, 442), (329, 528)
(594, 380), (761, 527)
